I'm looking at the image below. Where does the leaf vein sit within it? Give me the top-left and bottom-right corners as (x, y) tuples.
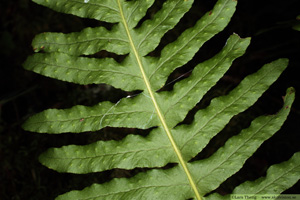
(136, 0), (181, 51)
(45, 146), (169, 160)
(164, 37), (239, 117)
(30, 62), (142, 79)
(149, 0), (229, 80)
(196, 115), (275, 184)
(70, 0), (119, 13)
(181, 64), (275, 150)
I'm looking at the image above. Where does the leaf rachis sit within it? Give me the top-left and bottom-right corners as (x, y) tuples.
(117, 0), (202, 199)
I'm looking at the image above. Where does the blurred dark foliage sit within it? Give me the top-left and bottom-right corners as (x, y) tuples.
(0, 0), (299, 199)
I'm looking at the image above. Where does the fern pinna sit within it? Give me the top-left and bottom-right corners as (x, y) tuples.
(23, 0), (299, 199)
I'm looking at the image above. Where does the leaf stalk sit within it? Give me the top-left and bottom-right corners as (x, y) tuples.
(117, 0), (202, 199)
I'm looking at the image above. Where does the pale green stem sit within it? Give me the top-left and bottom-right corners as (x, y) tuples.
(117, 1), (202, 199)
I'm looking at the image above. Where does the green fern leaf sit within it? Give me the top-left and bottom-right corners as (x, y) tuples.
(23, 0), (298, 199)
(206, 151), (300, 200)
(232, 152), (300, 195)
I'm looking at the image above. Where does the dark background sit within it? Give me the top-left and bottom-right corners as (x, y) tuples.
(1, 0), (299, 199)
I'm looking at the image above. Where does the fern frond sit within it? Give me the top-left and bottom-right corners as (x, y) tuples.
(191, 87), (296, 195)
(232, 152), (300, 195)
(206, 151), (300, 200)
(23, 0), (298, 199)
